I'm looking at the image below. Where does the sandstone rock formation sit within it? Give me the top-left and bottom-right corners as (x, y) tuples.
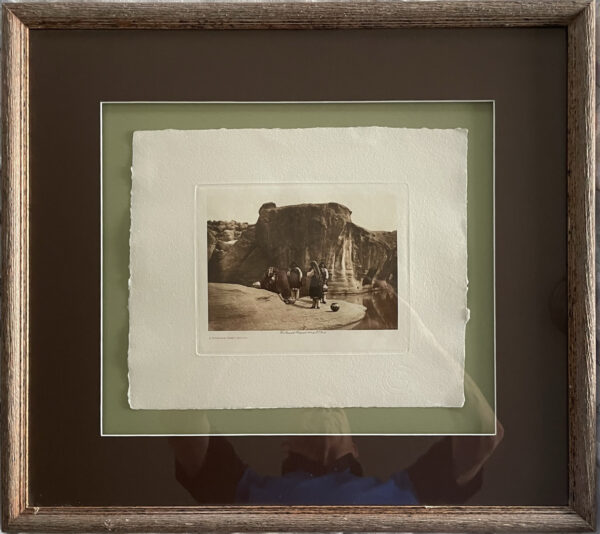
(207, 202), (397, 293)
(207, 220), (250, 271)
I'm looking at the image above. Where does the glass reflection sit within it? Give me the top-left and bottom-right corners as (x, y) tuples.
(170, 281), (502, 506)
(169, 408), (503, 505)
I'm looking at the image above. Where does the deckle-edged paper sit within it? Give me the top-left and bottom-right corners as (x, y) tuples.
(128, 126), (469, 409)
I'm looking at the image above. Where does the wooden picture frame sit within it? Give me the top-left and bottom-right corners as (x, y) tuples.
(1, 1), (595, 531)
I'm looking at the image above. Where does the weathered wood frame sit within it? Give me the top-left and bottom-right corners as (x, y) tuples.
(1, 1), (596, 532)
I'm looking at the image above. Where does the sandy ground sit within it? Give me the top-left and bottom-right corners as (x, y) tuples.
(208, 283), (366, 331)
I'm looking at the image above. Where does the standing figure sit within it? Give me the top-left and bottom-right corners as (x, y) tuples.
(307, 261), (323, 309)
(319, 261), (329, 304)
(287, 262), (303, 302)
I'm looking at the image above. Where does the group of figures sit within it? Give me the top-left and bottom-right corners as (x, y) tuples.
(258, 261), (329, 308)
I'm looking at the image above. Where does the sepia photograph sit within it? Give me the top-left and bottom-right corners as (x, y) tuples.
(201, 184), (406, 332)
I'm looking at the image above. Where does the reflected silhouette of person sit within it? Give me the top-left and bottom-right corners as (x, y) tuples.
(171, 297), (503, 506)
(169, 410), (503, 505)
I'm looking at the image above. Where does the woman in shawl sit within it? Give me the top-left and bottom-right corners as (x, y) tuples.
(306, 260), (323, 309)
(287, 261), (303, 302)
(319, 261), (329, 304)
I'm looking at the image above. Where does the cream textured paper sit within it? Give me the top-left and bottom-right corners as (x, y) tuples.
(128, 127), (468, 409)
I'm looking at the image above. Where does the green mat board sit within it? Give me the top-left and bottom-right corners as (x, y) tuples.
(101, 101), (495, 435)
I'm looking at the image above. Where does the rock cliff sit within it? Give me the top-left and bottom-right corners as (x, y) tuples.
(207, 202), (397, 293)
(207, 220), (250, 266)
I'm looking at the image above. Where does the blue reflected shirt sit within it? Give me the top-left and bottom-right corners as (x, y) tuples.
(236, 468), (419, 505)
